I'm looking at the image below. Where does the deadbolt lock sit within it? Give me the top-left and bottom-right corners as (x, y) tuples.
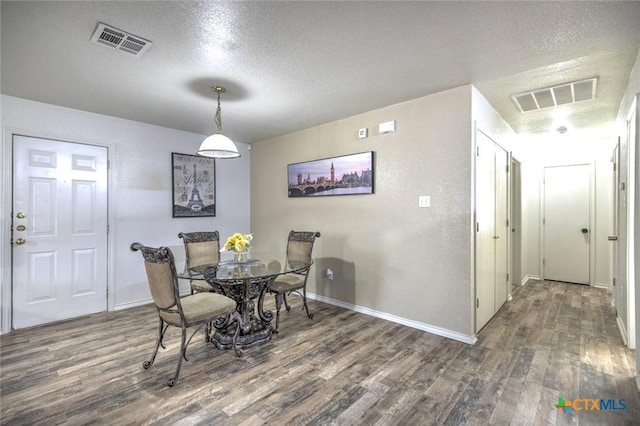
(15, 238), (26, 245)
(16, 212), (25, 219)
(16, 225), (26, 231)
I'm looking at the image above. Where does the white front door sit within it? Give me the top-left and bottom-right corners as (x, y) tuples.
(12, 135), (108, 328)
(543, 164), (591, 284)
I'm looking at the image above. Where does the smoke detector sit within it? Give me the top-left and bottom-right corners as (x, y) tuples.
(511, 78), (597, 113)
(90, 22), (152, 57)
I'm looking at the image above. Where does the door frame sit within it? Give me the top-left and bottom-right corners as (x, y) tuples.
(510, 156), (522, 297)
(539, 162), (596, 285)
(0, 127), (116, 334)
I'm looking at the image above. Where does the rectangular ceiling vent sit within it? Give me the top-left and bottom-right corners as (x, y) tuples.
(90, 22), (152, 58)
(511, 77), (597, 113)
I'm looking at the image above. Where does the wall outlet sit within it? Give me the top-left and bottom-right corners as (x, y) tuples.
(326, 268), (334, 280)
(418, 195), (431, 208)
(358, 128), (368, 139)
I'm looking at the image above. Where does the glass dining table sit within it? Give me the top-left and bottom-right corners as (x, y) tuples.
(191, 253), (312, 350)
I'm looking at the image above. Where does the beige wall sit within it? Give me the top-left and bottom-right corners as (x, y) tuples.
(251, 85), (477, 338)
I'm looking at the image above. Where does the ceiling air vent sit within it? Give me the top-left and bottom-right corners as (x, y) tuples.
(90, 23), (152, 58)
(511, 78), (597, 113)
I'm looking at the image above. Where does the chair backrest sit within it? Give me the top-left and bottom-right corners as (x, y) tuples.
(130, 243), (180, 310)
(178, 231), (220, 269)
(286, 231), (321, 264)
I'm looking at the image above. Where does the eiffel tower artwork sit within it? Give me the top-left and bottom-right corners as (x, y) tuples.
(172, 153), (216, 218)
(186, 164), (206, 212)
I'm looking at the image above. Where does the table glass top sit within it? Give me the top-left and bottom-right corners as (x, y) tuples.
(191, 252), (312, 281)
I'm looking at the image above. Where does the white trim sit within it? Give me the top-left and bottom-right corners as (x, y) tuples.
(1, 128), (14, 334)
(307, 293), (477, 345)
(521, 274), (540, 286)
(635, 374), (640, 393)
(114, 299), (152, 311)
(617, 314), (629, 346)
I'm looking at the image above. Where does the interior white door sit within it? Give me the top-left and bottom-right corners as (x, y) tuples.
(543, 164), (590, 284)
(476, 133), (496, 330)
(475, 132), (509, 332)
(12, 135), (108, 328)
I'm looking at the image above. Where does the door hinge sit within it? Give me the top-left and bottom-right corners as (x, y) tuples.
(476, 299), (479, 308)
(476, 146), (480, 157)
(543, 258), (545, 265)
(476, 222), (479, 232)
(506, 219), (509, 227)
(613, 162), (616, 171)
(506, 165), (510, 173)
(506, 273), (510, 282)
(613, 277), (616, 287)
(543, 218), (545, 225)
(107, 224), (110, 234)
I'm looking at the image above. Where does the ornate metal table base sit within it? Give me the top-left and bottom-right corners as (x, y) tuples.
(211, 320), (272, 350)
(204, 266), (276, 351)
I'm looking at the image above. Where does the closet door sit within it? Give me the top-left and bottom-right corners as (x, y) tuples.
(476, 133), (496, 330)
(475, 131), (509, 332)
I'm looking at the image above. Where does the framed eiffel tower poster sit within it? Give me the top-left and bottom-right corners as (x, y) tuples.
(172, 152), (216, 217)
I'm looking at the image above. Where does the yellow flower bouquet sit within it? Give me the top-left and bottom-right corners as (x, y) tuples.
(221, 232), (253, 261)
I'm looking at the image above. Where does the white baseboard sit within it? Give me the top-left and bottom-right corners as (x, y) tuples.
(306, 292), (477, 345)
(616, 315), (629, 346)
(114, 298), (152, 311)
(521, 274), (540, 286)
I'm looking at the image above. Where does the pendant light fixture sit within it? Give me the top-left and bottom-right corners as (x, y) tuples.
(197, 86), (241, 159)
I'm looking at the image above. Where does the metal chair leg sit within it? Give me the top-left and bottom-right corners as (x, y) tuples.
(143, 318), (165, 370)
(274, 293), (283, 333)
(168, 325), (187, 387)
(302, 288), (314, 319)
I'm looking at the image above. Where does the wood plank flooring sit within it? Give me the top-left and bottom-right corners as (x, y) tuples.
(1, 280), (639, 425)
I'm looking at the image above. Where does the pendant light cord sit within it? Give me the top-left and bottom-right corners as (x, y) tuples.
(215, 92), (223, 134)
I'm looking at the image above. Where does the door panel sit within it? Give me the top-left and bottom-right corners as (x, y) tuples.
(12, 135), (108, 329)
(476, 133), (495, 330)
(543, 164), (590, 284)
(475, 131), (509, 332)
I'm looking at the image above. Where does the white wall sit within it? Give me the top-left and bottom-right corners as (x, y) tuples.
(0, 95), (250, 332)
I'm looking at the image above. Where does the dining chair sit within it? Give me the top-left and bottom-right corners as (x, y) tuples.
(130, 242), (241, 387)
(178, 231), (220, 294)
(269, 230), (321, 333)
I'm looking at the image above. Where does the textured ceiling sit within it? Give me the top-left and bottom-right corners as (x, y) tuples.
(1, 1), (639, 144)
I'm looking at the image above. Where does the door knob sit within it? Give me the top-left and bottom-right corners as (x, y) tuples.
(581, 228), (589, 234)
(15, 238), (26, 245)
(16, 212), (25, 219)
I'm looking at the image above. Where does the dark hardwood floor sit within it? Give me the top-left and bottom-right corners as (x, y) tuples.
(1, 280), (639, 425)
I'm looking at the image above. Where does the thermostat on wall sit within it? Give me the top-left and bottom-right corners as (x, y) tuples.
(379, 120), (396, 134)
